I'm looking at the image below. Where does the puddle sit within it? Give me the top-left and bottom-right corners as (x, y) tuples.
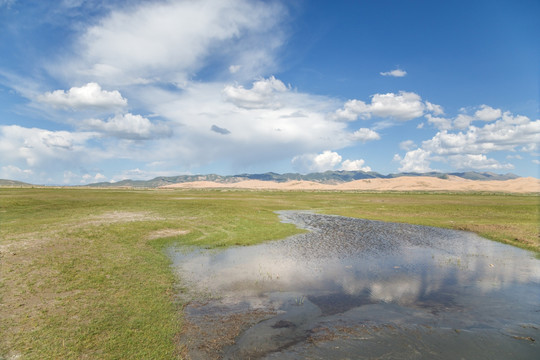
(170, 211), (540, 359)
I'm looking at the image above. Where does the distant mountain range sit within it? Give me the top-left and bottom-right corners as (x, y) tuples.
(0, 179), (32, 186)
(84, 171), (521, 188)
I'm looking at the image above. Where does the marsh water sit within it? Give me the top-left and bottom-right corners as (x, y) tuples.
(170, 211), (540, 359)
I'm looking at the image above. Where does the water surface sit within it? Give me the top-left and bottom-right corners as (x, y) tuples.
(170, 211), (540, 359)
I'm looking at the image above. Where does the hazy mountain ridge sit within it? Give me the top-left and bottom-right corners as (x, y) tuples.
(0, 179), (32, 186)
(84, 171), (521, 188)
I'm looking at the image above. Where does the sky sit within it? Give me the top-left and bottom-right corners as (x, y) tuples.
(0, 0), (539, 185)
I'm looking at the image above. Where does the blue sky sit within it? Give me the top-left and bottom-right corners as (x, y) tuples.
(0, 0), (538, 184)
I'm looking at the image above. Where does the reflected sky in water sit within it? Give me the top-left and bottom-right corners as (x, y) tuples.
(170, 211), (540, 359)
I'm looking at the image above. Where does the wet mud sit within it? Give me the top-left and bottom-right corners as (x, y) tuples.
(170, 211), (540, 359)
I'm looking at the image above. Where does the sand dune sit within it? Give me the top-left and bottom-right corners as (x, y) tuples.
(160, 176), (540, 193)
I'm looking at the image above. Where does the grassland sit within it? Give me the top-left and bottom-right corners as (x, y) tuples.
(1, 188), (538, 359)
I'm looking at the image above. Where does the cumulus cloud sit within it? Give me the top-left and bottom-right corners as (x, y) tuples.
(398, 148), (432, 173)
(82, 172), (106, 183)
(333, 99), (371, 121)
(474, 105), (501, 122)
(79, 113), (171, 140)
(292, 150), (371, 173)
(425, 101), (444, 116)
(448, 105), (506, 130)
(423, 118), (540, 156)
(291, 150), (342, 173)
(341, 159), (371, 172)
(38, 82), (127, 110)
(398, 110), (539, 172)
(448, 154), (513, 170)
(222, 76), (288, 109)
(453, 114), (474, 129)
(369, 92), (425, 120)
(333, 91), (441, 122)
(350, 128), (380, 142)
(399, 140), (417, 151)
(58, 0), (287, 85)
(380, 68), (407, 77)
(425, 114), (453, 130)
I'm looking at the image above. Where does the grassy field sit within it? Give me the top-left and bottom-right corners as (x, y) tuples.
(1, 188), (538, 359)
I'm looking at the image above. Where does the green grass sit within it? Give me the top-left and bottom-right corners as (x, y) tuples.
(1, 188), (538, 359)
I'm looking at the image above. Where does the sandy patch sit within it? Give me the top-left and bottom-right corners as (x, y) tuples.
(160, 176), (540, 193)
(146, 229), (190, 240)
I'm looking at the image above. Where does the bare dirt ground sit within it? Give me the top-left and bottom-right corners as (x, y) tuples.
(160, 176), (540, 193)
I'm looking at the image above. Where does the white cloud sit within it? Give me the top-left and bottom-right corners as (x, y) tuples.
(292, 150), (371, 173)
(222, 76), (288, 109)
(451, 106), (504, 130)
(448, 154), (513, 170)
(398, 148), (432, 173)
(502, 111), (530, 125)
(423, 117), (540, 156)
(0, 125), (96, 170)
(341, 159), (371, 172)
(397, 110), (539, 173)
(380, 68), (407, 77)
(521, 143), (538, 152)
(58, 0), (287, 85)
(369, 91), (425, 120)
(333, 91), (430, 122)
(425, 114), (453, 130)
(80, 113), (171, 140)
(533, 159), (540, 165)
(453, 114), (474, 129)
(425, 101), (444, 116)
(333, 99), (370, 121)
(38, 82), (127, 110)
(399, 140), (417, 151)
(81, 172), (106, 184)
(351, 128), (380, 142)
(474, 105), (501, 122)
(292, 150), (342, 173)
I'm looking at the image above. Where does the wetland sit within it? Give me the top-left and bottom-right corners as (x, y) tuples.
(172, 211), (540, 359)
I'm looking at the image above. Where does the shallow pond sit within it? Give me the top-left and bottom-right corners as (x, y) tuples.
(170, 211), (540, 359)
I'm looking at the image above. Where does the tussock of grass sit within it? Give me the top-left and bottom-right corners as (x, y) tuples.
(0, 188), (538, 358)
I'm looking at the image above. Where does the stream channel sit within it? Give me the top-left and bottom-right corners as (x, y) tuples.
(169, 211), (540, 359)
